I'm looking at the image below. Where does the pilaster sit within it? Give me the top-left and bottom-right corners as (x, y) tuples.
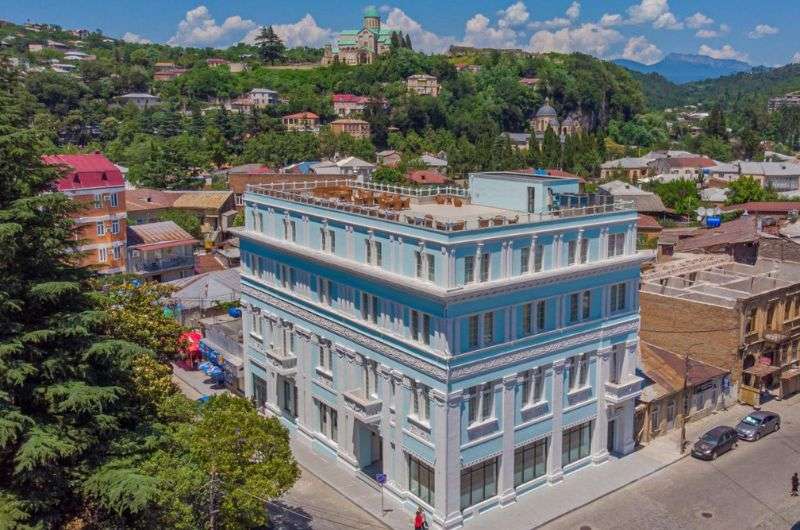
(433, 389), (463, 529)
(592, 347), (611, 464)
(499, 374), (518, 506)
(547, 359), (565, 483)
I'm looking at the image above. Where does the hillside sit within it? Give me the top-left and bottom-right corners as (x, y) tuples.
(614, 53), (752, 84)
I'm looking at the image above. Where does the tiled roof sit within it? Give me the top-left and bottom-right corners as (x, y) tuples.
(637, 214), (662, 230)
(172, 191), (233, 210)
(674, 216), (758, 252)
(332, 93), (370, 104)
(42, 153), (124, 191)
(126, 221), (196, 249)
(407, 170), (449, 185)
(283, 111), (319, 120)
(722, 202), (800, 214)
(638, 341), (729, 401)
(125, 188), (179, 212)
(194, 253), (227, 274)
(660, 157), (716, 168)
(227, 163), (275, 175)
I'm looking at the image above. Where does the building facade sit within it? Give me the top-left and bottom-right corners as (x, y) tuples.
(239, 171), (644, 528)
(282, 112), (321, 133)
(43, 153), (127, 274)
(407, 74), (441, 97)
(330, 118), (371, 139)
(321, 7), (396, 66)
(332, 94), (371, 117)
(126, 221), (197, 282)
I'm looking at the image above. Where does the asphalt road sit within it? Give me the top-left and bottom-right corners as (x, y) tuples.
(549, 404), (800, 530)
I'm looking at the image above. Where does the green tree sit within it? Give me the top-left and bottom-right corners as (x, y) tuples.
(159, 209), (202, 239)
(255, 26), (285, 65)
(372, 166), (405, 184)
(541, 126), (561, 168)
(704, 104), (728, 140)
(726, 175), (778, 205)
(650, 178), (700, 216)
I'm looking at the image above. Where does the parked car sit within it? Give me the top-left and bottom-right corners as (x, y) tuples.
(691, 426), (737, 460)
(735, 411), (780, 441)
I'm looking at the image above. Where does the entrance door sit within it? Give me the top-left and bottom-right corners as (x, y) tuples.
(607, 419), (616, 454)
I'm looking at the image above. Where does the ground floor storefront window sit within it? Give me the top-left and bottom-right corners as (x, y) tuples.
(562, 421), (593, 466)
(460, 457), (498, 509)
(514, 437), (548, 487)
(408, 455), (435, 506)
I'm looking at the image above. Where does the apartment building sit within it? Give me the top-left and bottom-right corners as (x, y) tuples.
(238, 170), (644, 528)
(406, 74), (441, 97)
(43, 153), (127, 273)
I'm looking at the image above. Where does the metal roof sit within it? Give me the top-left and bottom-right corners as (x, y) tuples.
(172, 191), (233, 210)
(126, 221), (196, 248)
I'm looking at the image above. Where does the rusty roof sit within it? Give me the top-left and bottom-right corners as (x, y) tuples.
(674, 215), (758, 252)
(126, 188), (180, 212)
(638, 341), (729, 401)
(172, 191), (232, 210)
(126, 221), (196, 249)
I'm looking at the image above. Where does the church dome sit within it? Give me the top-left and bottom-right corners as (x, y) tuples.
(363, 5), (380, 18)
(536, 101), (557, 118)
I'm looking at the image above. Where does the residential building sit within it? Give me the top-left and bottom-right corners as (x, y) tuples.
(640, 254), (800, 407)
(282, 111), (321, 133)
(239, 170), (644, 528)
(126, 221), (197, 282)
(206, 58), (229, 68)
(330, 118), (371, 139)
(311, 156), (376, 181)
(377, 149), (402, 166)
(501, 132), (532, 151)
(637, 214), (662, 242)
(768, 91), (800, 113)
(171, 191), (237, 240)
(42, 153), (127, 274)
(118, 93), (160, 110)
(153, 64), (188, 81)
(168, 267), (241, 327)
(700, 187), (728, 206)
(759, 220), (800, 265)
(407, 169), (449, 186)
(721, 202), (800, 218)
(672, 216), (761, 264)
(321, 6), (396, 66)
(600, 157), (652, 182)
(333, 94), (371, 117)
(706, 161), (800, 193)
(418, 153), (448, 171)
(636, 342), (729, 445)
(248, 88), (280, 107)
(598, 181), (668, 216)
(406, 74), (441, 97)
(650, 156), (716, 180)
(125, 188), (180, 225)
(229, 173), (354, 209)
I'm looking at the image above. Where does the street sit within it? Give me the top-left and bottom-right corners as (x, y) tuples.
(549, 401), (800, 530)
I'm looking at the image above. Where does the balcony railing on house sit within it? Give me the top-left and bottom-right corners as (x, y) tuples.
(342, 389), (382, 424)
(605, 377), (643, 404)
(131, 255), (194, 273)
(246, 179), (633, 233)
(264, 347), (297, 376)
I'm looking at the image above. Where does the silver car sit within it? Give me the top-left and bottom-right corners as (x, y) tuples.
(735, 411), (781, 441)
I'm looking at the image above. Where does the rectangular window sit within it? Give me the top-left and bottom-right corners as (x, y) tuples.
(93, 194), (102, 208)
(464, 256), (475, 284)
(252, 374), (267, 408)
(608, 233), (625, 257)
(569, 293), (579, 323)
(361, 293), (378, 324)
(97, 247), (107, 262)
(109, 193), (118, 207)
(411, 381), (430, 422)
(534, 245), (544, 272)
(580, 237), (589, 263)
(651, 405), (660, 433)
(427, 253), (435, 282)
(318, 343), (331, 371)
(467, 382), (495, 425)
(319, 278), (332, 306)
(460, 457), (498, 510)
(375, 241), (382, 267)
(284, 219), (296, 241)
(610, 283), (627, 313)
(415, 251), (423, 279)
(408, 456), (435, 506)
(536, 300), (546, 331)
(523, 367), (545, 405)
(514, 437), (548, 487)
(582, 290), (591, 320)
(110, 220), (120, 235)
(483, 312), (494, 345)
(569, 353), (590, 391)
(568, 240), (577, 265)
(562, 421), (593, 466)
(365, 240), (372, 264)
(411, 310), (420, 341)
(520, 247), (530, 274)
(96, 221), (105, 236)
(422, 314), (431, 346)
(468, 315), (479, 348)
(112, 246), (121, 260)
(523, 303), (533, 335)
(480, 253), (490, 282)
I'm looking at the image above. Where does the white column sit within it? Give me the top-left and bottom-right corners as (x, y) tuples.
(336, 350), (357, 467)
(396, 237), (404, 275)
(622, 341), (637, 381)
(529, 235), (537, 274)
(393, 376), (412, 492)
(620, 399), (636, 455)
(499, 374), (518, 505)
(379, 366), (393, 480)
(553, 235), (562, 269)
(433, 390), (463, 529)
(267, 367), (280, 414)
(592, 347), (611, 464)
(547, 359), (566, 483)
(448, 249), (457, 287)
(600, 227), (609, 259)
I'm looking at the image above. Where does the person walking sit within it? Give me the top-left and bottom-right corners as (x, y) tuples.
(414, 507), (427, 529)
(792, 472), (799, 496)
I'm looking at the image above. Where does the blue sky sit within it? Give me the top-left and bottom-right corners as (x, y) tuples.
(2, 1), (799, 66)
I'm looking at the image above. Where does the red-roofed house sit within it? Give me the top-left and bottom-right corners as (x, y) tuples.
(651, 156), (716, 180)
(637, 214), (663, 241)
(282, 111), (320, 133)
(407, 169), (449, 185)
(332, 93), (370, 117)
(42, 153), (127, 274)
(722, 202), (800, 217)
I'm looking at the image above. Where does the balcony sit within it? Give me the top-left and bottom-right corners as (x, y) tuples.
(264, 348), (297, 376)
(342, 389), (382, 424)
(131, 255), (194, 274)
(604, 377), (643, 404)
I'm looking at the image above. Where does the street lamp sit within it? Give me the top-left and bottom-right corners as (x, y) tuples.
(679, 342), (705, 453)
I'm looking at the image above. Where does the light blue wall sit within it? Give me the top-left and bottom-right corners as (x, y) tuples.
(469, 173), (580, 213)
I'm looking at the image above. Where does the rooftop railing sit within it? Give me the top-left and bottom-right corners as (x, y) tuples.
(246, 180), (633, 232)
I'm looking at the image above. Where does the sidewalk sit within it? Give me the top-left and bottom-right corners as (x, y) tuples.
(170, 362), (228, 400)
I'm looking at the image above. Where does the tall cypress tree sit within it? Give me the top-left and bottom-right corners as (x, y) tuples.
(541, 126), (562, 169)
(0, 62), (146, 527)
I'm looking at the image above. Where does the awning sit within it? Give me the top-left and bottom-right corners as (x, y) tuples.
(781, 368), (800, 380)
(743, 364), (781, 378)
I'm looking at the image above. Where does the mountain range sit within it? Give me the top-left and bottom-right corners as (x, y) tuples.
(613, 53), (753, 84)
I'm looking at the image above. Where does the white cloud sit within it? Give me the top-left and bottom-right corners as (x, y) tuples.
(168, 5), (256, 47)
(463, 13), (519, 48)
(792, 52), (800, 64)
(243, 15), (333, 48)
(685, 12), (713, 29)
(599, 13), (623, 27)
(566, 2), (581, 20)
(652, 12), (683, 30)
(122, 32), (151, 44)
(747, 24), (779, 39)
(695, 29), (718, 38)
(698, 43), (749, 62)
(528, 18), (571, 30)
(497, 1), (529, 28)
(383, 7), (455, 53)
(528, 23), (623, 58)
(621, 35), (662, 64)
(625, 0), (681, 29)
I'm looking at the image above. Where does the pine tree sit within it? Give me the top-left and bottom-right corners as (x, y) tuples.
(541, 126), (562, 168)
(404, 34), (413, 50)
(255, 26), (285, 65)
(390, 31), (402, 49)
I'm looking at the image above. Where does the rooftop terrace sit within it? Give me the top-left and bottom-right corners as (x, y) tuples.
(245, 179), (633, 233)
(642, 254), (800, 308)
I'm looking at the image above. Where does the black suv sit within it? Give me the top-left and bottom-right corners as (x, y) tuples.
(691, 426), (737, 460)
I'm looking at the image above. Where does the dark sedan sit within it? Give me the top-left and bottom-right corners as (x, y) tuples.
(692, 426), (738, 460)
(735, 411), (781, 441)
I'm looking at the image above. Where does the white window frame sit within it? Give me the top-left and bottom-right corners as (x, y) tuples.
(110, 219), (120, 235)
(609, 282), (627, 313)
(109, 192), (118, 207)
(96, 221), (105, 236)
(522, 367), (545, 406)
(467, 381), (495, 425)
(97, 247), (108, 262)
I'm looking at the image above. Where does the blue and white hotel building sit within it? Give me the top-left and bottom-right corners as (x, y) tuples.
(238, 171), (645, 529)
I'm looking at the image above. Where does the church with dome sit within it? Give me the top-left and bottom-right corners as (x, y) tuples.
(531, 99), (583, 141)
(321, 7), (399, 66)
